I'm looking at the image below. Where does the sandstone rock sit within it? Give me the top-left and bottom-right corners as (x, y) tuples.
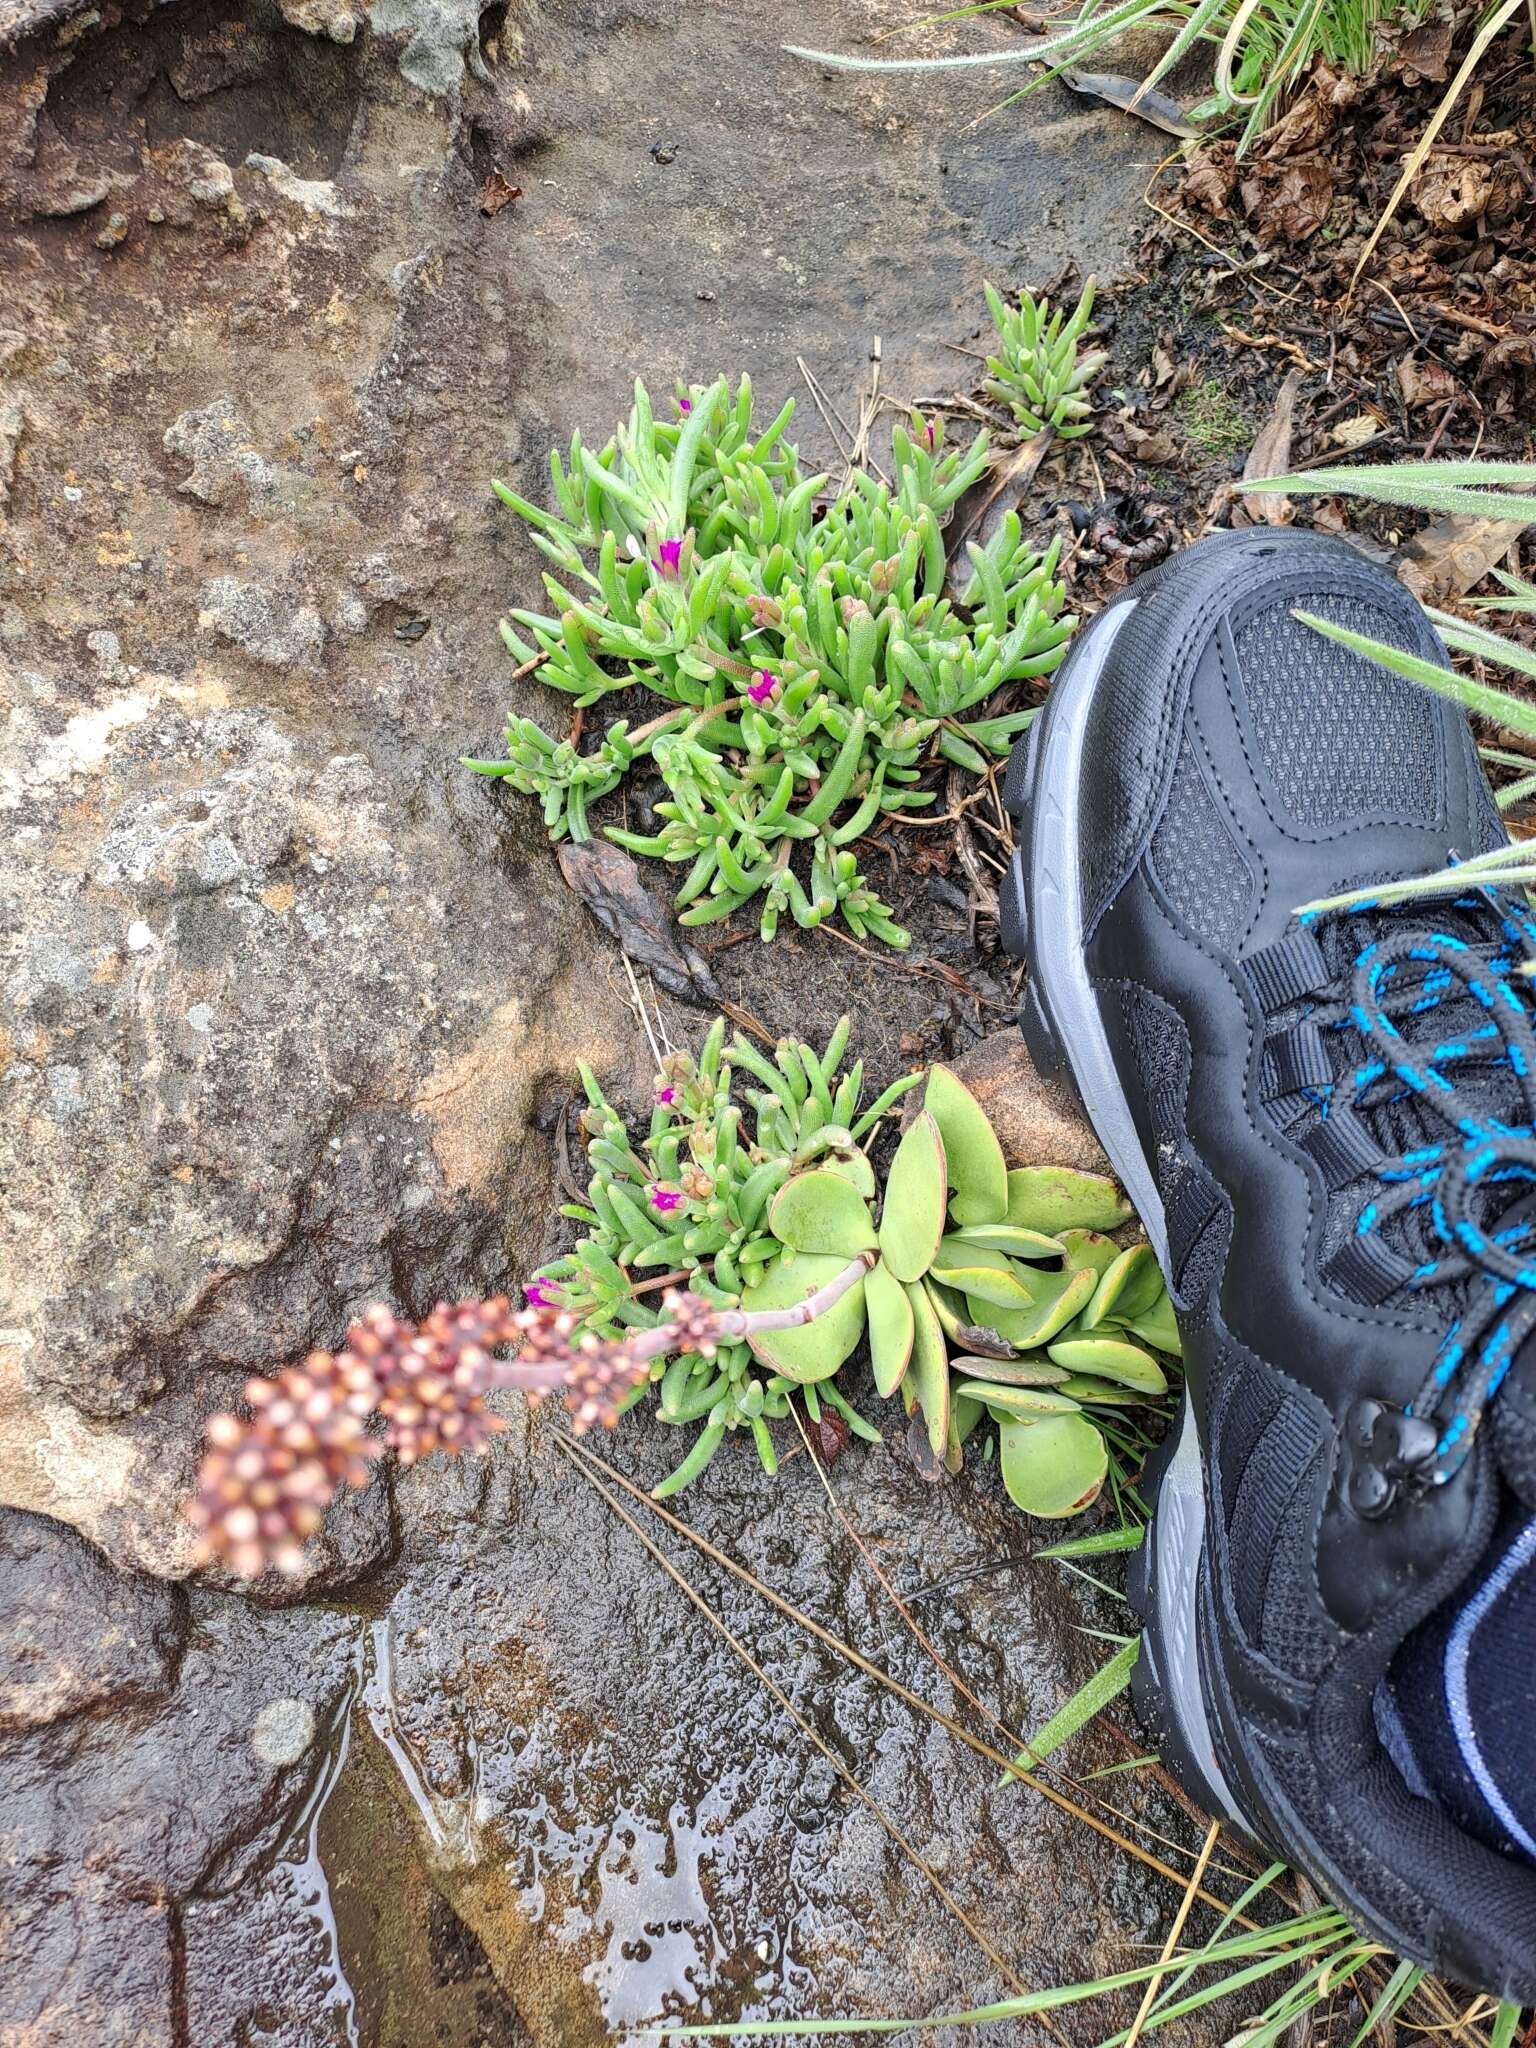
(949, 1028), (1112, 1174)
(164, 396), (276, 507)
(275, 0), (362, 40)
(198, 577), (325, 667)
(0, 0), (1161, 2036)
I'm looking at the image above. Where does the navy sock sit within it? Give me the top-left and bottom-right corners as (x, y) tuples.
(1384, 1504), (1536, 1865)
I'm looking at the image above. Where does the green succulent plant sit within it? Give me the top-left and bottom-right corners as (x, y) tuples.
(983, 278), (1106, 440)
(532, 1016), (922, 1494)
(534, 1019), (1180, 1516)
(762, 1062), (1180, 1518)
(467, 373), (1077, 947)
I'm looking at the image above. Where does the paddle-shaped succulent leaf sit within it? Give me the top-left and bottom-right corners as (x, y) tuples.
(745, 1252), (868, 1384)
(1046, 1335), (1167, 1393)
(999, 1412), (1109, 1518)
(948, 1352), (1068, 1387)
(1055, 1374), (1162, 1407)
(769, 1169), (878, 1256)
(930, 1238), (1038, 1309)
(1005, 1166), (1133, 1235)
(1122, 1293), (1182, 1356)
(954, 1379), (1081, 1420)
(903, 1277), (950, 1458)
(1056, 1228), (1120, 1276)
(951, 1222), (1065, 1262)
(821, 1145), (878, 1201)
(975, 1264), (1097, 1349)
(866, 1257), (915, 1397)
(924, 1064), (1008, 1226)
(879, 1111), (947, 1282)
(1083, 1242), (1164, 1328)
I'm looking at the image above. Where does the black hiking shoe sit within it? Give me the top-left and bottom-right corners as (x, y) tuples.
(1000, 527), (1536, 2002)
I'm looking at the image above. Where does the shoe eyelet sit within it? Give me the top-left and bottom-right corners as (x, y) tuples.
(1344, 1399), (1439, 1520)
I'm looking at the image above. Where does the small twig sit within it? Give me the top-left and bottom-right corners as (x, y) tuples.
(1123, 1819), (1222, 2048)
(560, 1443), (1037, 2003)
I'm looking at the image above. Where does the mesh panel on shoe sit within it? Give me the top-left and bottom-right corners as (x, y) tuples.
(1119, 986), (1234, 1307)
(1232, 594), (1441, 829)
(1148, 738), (1256, 954)
(1213, 1360), (1338, 1678)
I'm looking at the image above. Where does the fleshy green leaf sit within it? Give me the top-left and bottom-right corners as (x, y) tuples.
(866, 1258), (915, 1397)
(903, 1276), (950, 1457)
(924, 1064), (1008, 1225)
(1122, 1292), (1182, 1357)
(975, 1265), (1097, 1349)
(929, 1237), (1038, 1309)
(878, 1111), (948, 1282)
(768, 1169), (878, 1256)
(998, 1412), (1109, 1519)
(1083, 1243), (1163, 1328)
(745, 1252), (867, 1384)
(1046, 1335), (1167, 1393)
(1056, 1227), (1121, 1276)
(955, 1378), (1081, 1418)
(947, 1351), (1067, 1387)
(951, 1221), (1065, 1261)
(1005, 1165), (1132, 1234)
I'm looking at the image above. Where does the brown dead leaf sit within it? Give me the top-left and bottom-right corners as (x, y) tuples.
(1241, 158), (1333, 244)
(1399, 515), (1532, 603)
(1330, 411), (1382, 448)
(1411, 154), (1494, 231)
(480, 171), (522, 217)
(943, 430), (1054, 591)
(556, 840), (720, 1005)
(1241, 367), (1304, 527)
(1394, 18), (1453, 83)
(1396, 355), (1458, 410)
(1183, 148), (1237, 217)
(1118, 414), (1177, 465)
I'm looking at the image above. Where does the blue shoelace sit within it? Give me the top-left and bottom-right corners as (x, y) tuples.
(1302, 887), (1536, 1486)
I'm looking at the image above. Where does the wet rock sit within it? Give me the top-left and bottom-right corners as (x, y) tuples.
(0, 1591), (360, 2048)
(0, 1511), (185, 1734)
(0, 0), (1161, 2037)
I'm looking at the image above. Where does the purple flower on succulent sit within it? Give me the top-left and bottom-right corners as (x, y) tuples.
(678, 398), (692, 415)
(648, 1182), (684, 1214)
(748, 669), (778, 706)
(915, 413), (937, 451)
(524, 1281), (558, 1309)
(653, 538), (684, 578)
(657, 1085), (678, 1106)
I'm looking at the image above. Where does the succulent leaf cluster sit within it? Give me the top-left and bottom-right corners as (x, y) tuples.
(469, 375), (1076, 946)
(533, 1016), (921, 1493)
(536, 1020), (1180, 1513)
(983, 278), (1107, 440)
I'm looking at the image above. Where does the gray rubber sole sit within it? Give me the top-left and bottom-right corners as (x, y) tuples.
(1003, 601), (1244, 1827)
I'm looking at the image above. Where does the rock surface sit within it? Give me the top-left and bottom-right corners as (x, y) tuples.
(0, 1), (1175, 2041)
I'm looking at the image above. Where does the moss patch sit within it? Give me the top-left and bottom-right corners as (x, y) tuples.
(1174, 378), (1252, 458)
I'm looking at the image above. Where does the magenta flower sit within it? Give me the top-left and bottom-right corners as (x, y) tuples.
(915, 413), (937, 451)
(657, 1086), (678, 1106)
(678, 398), (693, 415)
(748, 669), (778, 706)
(648, 1182), (684, 1214)
(653, 538), (684, 577)
(524, 1280), (558, 1309)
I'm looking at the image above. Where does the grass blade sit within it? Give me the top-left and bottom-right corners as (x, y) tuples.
(998, 1638), (1140, 1781)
